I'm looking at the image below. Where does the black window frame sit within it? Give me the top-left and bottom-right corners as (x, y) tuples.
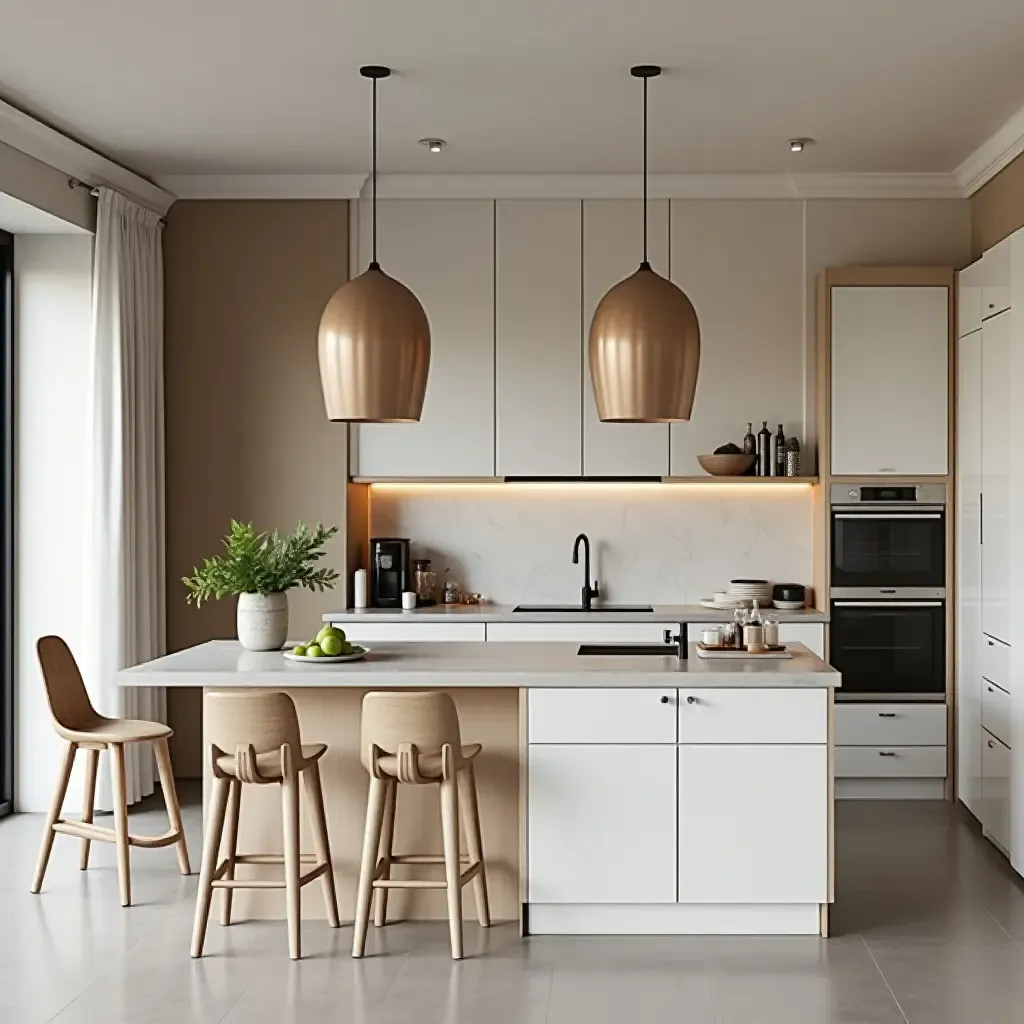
(0, 229), (12, 817)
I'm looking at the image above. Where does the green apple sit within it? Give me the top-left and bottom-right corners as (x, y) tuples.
(305, 644), (324, 658)
(340, 641), (353, 654)
(316, 625), (345, 645)
(292, 644), (308, 657)
(320, 635), (343, 657)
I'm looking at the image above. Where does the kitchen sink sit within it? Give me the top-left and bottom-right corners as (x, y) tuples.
(577, 644), (676, 656)
(513, 604), (654, 613)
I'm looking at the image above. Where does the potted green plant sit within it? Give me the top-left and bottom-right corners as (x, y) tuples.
(183, 521), (340, 651)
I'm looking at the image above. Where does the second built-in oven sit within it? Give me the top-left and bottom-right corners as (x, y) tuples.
(830, 484), (946, 700)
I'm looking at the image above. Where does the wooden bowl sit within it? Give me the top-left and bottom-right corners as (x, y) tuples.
(697, 453), (756, 477)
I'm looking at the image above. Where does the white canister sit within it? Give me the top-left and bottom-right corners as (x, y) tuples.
(701, 628), (721, 647)
(353, 569), (368, 609)
(401, 591), (417, 611)
(236, 591), (288, 651)
(763, 619), (780, 648)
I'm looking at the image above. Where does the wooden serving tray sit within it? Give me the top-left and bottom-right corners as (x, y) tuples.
(696, 643), (792, 660)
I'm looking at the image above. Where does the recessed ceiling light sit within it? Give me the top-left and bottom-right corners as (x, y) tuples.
(789, 137), (815, 153)
(419, 138), (446, 153)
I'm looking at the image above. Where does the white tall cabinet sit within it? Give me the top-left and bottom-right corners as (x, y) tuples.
(957, 232), (1023, 863)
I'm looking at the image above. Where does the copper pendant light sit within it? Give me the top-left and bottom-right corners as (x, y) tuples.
(318, 66), (431, 422)
(589, 65), (700, 422)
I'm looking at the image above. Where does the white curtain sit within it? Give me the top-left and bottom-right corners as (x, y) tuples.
(86, 188), (167, 806)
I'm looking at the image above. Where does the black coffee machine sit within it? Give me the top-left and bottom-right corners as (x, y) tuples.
(370, 538), (411, 608)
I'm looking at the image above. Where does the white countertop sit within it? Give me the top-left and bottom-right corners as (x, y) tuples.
(322, 604), (828, 624)
(117, 640), (840, 689)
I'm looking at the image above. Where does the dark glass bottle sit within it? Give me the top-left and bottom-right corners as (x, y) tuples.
(774, 424), (786, 477)
(756, 421), (771, 476)
(743, 422), (756, 456)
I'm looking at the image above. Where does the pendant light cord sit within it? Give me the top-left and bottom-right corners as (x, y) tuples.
(370, 74), (379, 269)
(641, 74), (649, 270)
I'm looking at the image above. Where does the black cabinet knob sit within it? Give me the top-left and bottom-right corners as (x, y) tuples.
(687, 696), (698, 705)
(660, 696), (670, 704)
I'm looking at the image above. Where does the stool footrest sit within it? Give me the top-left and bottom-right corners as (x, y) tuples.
(387, 854), (472, 866)
(372, 858), (483, 889)
(211, 859), (328, 890)
(52, 819), (183, 849)
(233, 854), (319, 865)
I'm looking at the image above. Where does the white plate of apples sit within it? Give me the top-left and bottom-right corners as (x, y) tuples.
(284, 626), (368, 664)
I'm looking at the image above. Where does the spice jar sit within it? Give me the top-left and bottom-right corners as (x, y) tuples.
(413, 559), (437, 606)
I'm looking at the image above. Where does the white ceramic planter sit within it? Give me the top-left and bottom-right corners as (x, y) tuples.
(236, 591), (288, 651)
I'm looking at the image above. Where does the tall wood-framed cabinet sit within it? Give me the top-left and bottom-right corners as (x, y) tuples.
(816, 267), (955, 799)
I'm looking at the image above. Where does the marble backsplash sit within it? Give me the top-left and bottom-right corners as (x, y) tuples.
(369, 485), (814, 606)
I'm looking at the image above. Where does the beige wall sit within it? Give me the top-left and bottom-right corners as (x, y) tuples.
(971, 153), (1024, 258)
(0, 140), (95, 231)
(164, 200), (349, 776)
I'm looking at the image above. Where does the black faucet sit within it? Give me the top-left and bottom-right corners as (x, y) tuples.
(572, 533), (600, 611)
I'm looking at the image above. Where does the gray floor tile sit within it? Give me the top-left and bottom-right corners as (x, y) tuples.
(8, 793), (1024, 1023)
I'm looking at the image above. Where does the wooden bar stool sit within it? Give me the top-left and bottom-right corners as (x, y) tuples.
(30, 635), (191, 906)
(352, 691), (490, 960)
(192, 690), (340, 960)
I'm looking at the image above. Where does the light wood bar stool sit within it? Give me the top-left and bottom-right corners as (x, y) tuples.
(30, 636), (191, 906)
(192, 690), (340, 960)
(352, 691), (490, 960)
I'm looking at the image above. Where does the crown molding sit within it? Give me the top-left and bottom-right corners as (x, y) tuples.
(152, 170), (966, 202)
(788, 173), (963, 199)
(0, 99), (175, 215)
(158, 173), (368, 200)
(955, 101), (1024, 196)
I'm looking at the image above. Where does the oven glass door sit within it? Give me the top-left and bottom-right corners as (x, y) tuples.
(831, 510), (945, 588)
(830, 600), (945, 697)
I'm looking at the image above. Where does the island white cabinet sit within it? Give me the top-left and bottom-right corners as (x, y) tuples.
(677, 744), (828, 903)
(582, 200), (670, 477)
(352, 200), (496, 478)
(527, 685), (830, 932)
(830, 285), (949, 475)
(528, 744), (677, 903)
(496, 201), (582, 477)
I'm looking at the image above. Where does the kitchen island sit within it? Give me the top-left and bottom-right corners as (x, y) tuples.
(119, 640), (839, 936)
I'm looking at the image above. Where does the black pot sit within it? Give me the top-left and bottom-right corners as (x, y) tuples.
(772, 583), (806, 602)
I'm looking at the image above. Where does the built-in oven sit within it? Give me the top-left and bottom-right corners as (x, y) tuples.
(829, 597), (946, 700)
(830, 484), (946, 700)
(830, 484), (945, 592)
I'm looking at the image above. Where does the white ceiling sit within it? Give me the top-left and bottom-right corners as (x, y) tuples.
(1, 0), (1024, 181)
(0, 191), (89, 234)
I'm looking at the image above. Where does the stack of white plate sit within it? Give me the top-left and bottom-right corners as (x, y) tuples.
(728, 579), (772, 604)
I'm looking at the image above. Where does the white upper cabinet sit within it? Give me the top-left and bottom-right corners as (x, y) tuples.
(958, 259), (983, 337)
(669, 201), (804, 476)
(353, 200), (496, 478)
(830, 286), (949, 475)
(982, 310), (1011, 644)
(582, 200), (670, 477)
(496, 201), (582, 477)
(982, 235), (1011, 320)
(957, 326), (983, 815)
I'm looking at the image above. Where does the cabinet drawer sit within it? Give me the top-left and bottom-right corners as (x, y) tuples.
(982, 681), (1011, 747)
(835, 704), (946, 746)
(332, 622), (486, 643)
(678, 688), (827, 745)
(835, 745), (947, 778)
(982, 635), (1011, 693)
(487, 622), (673, 644)
(529, 689), (677, 744)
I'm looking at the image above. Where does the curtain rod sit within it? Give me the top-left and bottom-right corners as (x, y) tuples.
(68, 177), (166, 225)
